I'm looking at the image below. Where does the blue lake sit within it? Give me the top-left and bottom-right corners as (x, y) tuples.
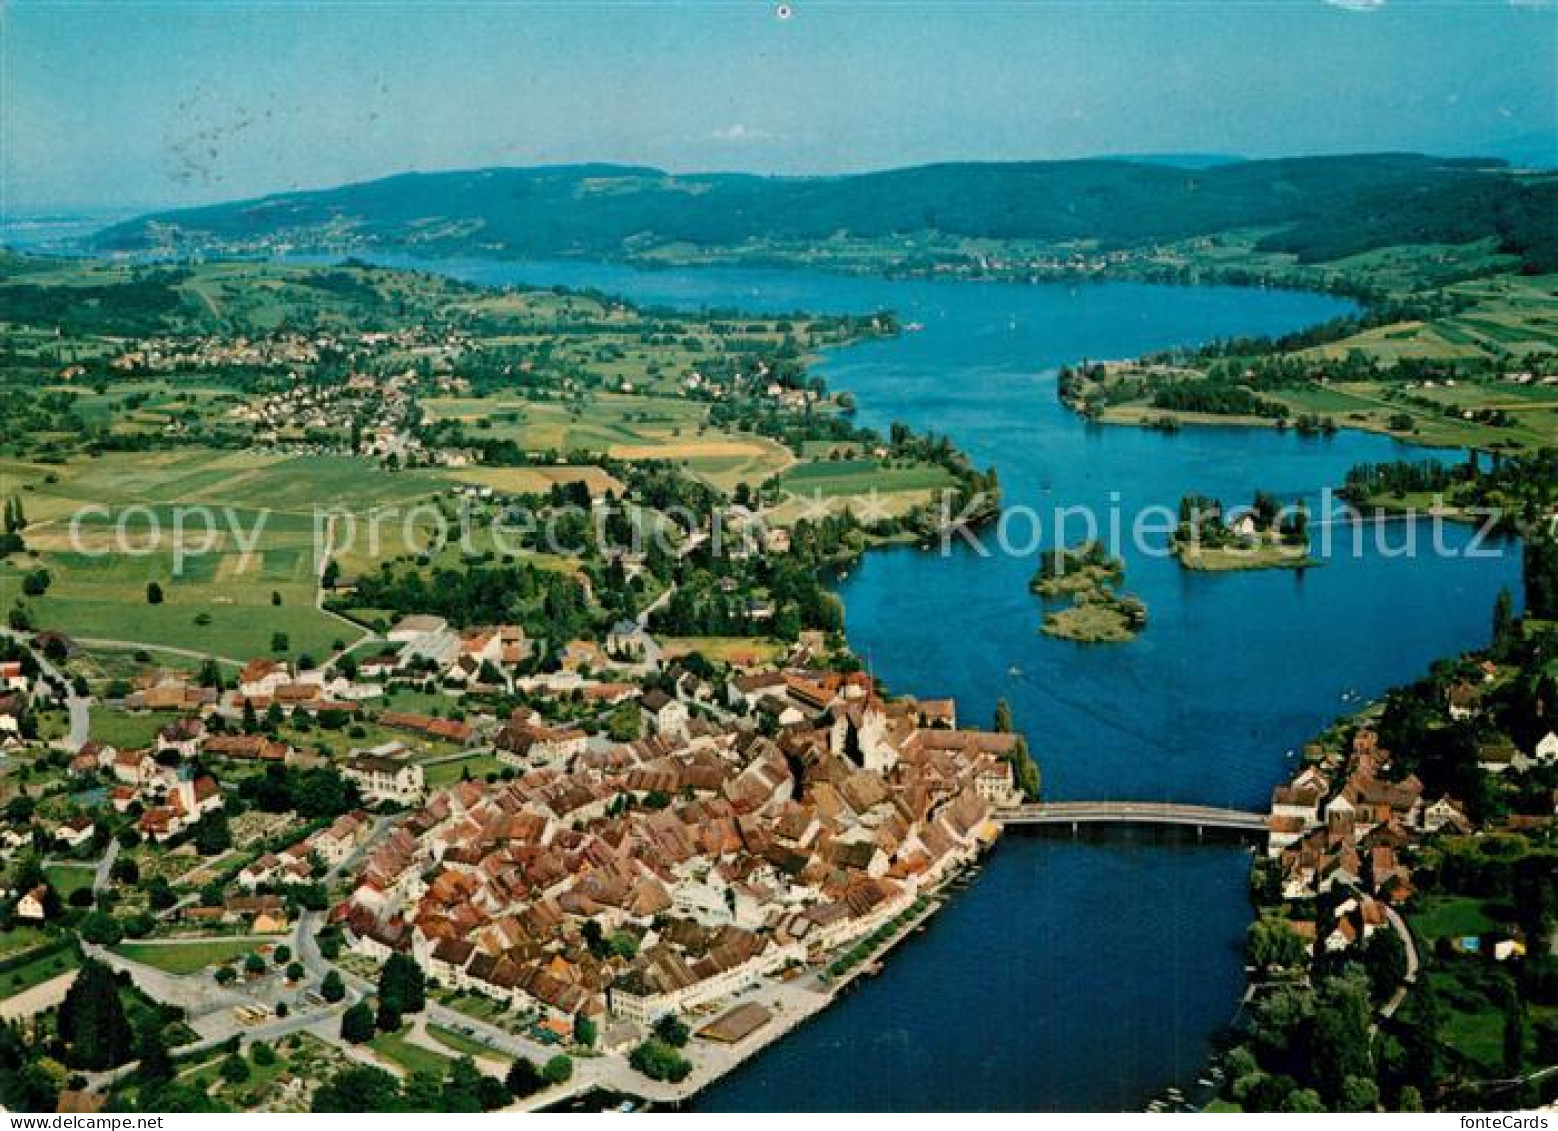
(380, 255), (1523, 1110)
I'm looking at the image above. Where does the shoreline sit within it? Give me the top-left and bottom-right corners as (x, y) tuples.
(535, 855), (978, 1112)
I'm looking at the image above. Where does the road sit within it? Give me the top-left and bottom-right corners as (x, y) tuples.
(315, 514), (378, 665)
(84, 941), (254, 1022)
(1378, 903), (1421, 1020)
(996, 800), (1268, 832)
(92, 838), (120, 895)
(0, 970), (79, 1021)
(0, 626), (91, 751)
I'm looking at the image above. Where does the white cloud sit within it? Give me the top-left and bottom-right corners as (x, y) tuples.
(710, 124), (773, 143)
(1324, 0), (1386, 10)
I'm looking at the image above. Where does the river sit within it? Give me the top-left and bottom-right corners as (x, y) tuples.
(372, 255), (1523, 1110)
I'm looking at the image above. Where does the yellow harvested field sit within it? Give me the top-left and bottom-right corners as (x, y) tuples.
(445, 465), (624, 496)
(609, 438), (777, 460)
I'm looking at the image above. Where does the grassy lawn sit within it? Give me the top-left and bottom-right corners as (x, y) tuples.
(2, 941), (82, 996)
(424, 752), (505, 789)
(426, 1023), (509, 1064)
(369, 1028), (456, 1077)
(1409, 896), (1501, 945)
(435, 988), (514, 1027)
(1428, 970), (1508, 1075)
(87, 707), (171, 750)
(113, 938), (259, 975)
(43, 863), (98, 900)
(1176, 539), (1317, 572)
(0, 926), (50, 958)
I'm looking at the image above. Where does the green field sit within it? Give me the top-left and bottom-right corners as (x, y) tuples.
(0, 927), (50, 958)
(368, 1028), (458, 1077)
(44, 864), (98, 900)
(425, 1023), (509, 1063)
(1409, 896), (1502, 945)
(423, 752), (506, 789)
(87, 706), (174, 750)
(113, 938), (260, 975)
(2, 940), (82, 996)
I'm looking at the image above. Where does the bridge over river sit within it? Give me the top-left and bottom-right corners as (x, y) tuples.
(995, 801), (1268, 834)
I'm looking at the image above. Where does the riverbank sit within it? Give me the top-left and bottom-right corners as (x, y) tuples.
(1174, 540), (1318, 572)
(538, 865), (969, 1111)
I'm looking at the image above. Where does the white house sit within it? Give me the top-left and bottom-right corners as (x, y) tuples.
(15, 885), (48, 922)
(238, 660), (292, 700)
(54, 816), (95, 850)
(344, 749), (426, 806)
(640, 690), (690, 740)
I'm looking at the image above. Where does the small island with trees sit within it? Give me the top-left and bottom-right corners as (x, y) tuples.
(1030, 540), (1148, 644)
(1173, 492), (1317, 572)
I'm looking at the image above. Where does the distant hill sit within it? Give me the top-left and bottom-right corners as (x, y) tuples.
(1101, 153), (1244, 169)
(91, 154), (1558, 272)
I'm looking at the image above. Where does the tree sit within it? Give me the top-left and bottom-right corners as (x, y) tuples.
(286, 961), (305, 982)
(135, 1025), (174, 1086)
(58, 959), (133, 1070)
(251, 1041), (276, 1067)
(375, 999), (402, 1032)
(243, 953), (267, 976)
(321, 969), (346, 1003)
(79, 910), (124, 946)
(220, 1053), (251, 1085)
(193, 811), (232, 855)
(505, 1056), (544, 1098)
(573, 1013), (597, 1049)
(1339, 1076), (1379, 1113)
(476, 1075), (510, 1111)
(1363, 928), (1407, 1003)
(1503, 993), (1528, 1075)
(653, 1013), (690, 1048)
(629, 1039), (691, 1083)
(146, 582), (164, 605)
(1492, 587), (1517, 657)
(1396, 977), (1444, 1097)
(1281, 1088), (1325, 1113)
(1249, 916), (1309, 971)
(1524, 534), (1558, 620)
(436, 1065), (482, 1115)
(1311, 973), (1373, 1107)
(312, 1065), (401, 1112)
(340, 1002), (375, 1044)
(541, 1054), (572, 1085)
(993, 698), (1014, 734)
(378, 952), (425, 1015)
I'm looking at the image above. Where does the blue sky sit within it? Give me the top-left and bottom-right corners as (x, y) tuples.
(3, 0), (1554, 211)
